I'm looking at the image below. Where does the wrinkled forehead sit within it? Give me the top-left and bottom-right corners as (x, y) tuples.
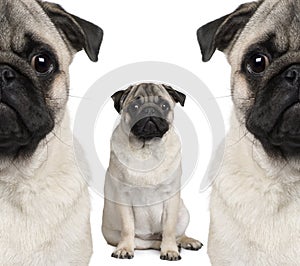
(127, 83), (172, 103)
(0, 0), (69, 62)
(232, 0), (300, 63)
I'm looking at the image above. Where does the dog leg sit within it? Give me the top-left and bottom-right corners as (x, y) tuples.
(160, 193), (181, 261)
(111, 205), (135, 259)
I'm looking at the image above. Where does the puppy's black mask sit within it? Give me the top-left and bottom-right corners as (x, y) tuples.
(0, 49), (56, 158)
(128, 101), (170, 141)
(246, 63), (300, 158)
(131, 117), (169, 141)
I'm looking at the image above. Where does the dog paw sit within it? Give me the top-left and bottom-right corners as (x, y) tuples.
(179, 236), (203, 251)
(160, 250), (181, 261)
(111, 248), (134, 259)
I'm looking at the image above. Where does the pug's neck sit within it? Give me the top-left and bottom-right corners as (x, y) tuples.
(111, 124), (180, 173)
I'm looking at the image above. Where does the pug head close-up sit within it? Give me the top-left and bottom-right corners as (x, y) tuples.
(198, 0), (300, 160)
(112, 83), (186, 143)
(0, 0), (103, 161)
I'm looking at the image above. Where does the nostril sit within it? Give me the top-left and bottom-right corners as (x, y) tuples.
(2, 69), (15, 82)
(285, 69), (298, 83)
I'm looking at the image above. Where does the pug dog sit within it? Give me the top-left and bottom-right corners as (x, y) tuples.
(102, 83), (203, 261)
(0, 0), (103, 265)
(197, 0), (300, 265)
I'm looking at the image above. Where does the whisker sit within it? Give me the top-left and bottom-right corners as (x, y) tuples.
(45, 95), (91, 101)
(228, 131), (250, 148)
(52, 132), (71, 148)
(11, 161), (27, 176)
(214, 95), (232, 99)
(68, 95), (90, 100)
(277, 162), (289, 176)
(210, 95), (255, 101)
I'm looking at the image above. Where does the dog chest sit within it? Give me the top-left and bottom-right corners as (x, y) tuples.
(105, 165), (181, 207)
(211, 154), (300, 264)
(133, 203), (164, 238)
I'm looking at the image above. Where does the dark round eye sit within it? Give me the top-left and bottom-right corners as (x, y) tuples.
(246, 54), (270, 74)
(31, 54), (55, 75)
(161, 102), (170, 111)
(130, 97), (143, 111)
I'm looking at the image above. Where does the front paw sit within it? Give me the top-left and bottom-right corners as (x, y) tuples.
(160, 250), (181, 261)
(179, 236), (203, 251)
(111, 248), (134, 259)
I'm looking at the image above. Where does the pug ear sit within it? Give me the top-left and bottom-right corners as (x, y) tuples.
(197, 2), (259, 62)
(163, 85), (186, 107)
(41, 2), (103, 62)
(111, 86), (133, 114)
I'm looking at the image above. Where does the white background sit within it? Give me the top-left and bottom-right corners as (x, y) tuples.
(54, 0), (247, 265)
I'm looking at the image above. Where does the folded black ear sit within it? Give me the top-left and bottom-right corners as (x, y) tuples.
(41, 2), (104, 62)
(197, 2), (259, 62)
(163, 85), (186, 107)
(111, 86), (133, 114)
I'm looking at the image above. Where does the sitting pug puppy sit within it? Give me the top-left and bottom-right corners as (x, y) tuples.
(102, 83), (203, 261)
(0, 0), (103, 265)
(197, 0), (300, 265)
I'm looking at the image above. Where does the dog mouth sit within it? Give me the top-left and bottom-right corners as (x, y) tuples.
(131, 117), (169, 141)
(247, 100), (300, 157)
(268, 103), (300, 145)
(0, 102), (32, 154)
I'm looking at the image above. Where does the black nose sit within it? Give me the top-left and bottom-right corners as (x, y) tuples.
(284, 65), (300, 85)
(0, 65), (16, 85)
